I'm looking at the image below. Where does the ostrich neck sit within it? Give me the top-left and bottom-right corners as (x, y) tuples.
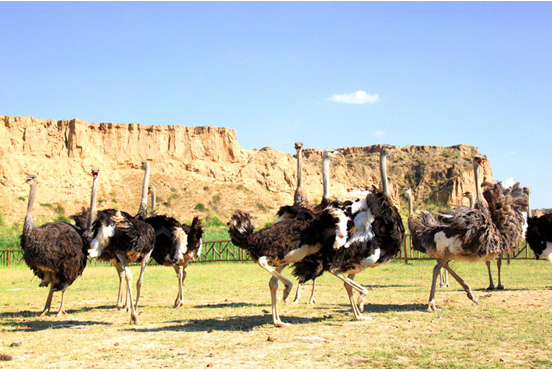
(137, 164), (150, 217)
(380, 151), (389, 196)
(87, 177), (99, 231)
(474, 164), (482, 202)
(322, 155), (330, 201)
(468, 194), (474, 209)
(296, 149), (304, 188)
(526, 191), (532, 218)
(24, 182), (37, 233)
(407, 192), (413, 217)
(151, 187), (156, 215)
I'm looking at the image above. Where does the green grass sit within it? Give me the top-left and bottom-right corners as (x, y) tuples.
(0, 260), (550, 368)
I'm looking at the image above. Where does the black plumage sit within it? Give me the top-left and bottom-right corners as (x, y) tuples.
(146, 214), (204, 308)
(526, 214), (552, 261)
(21, 175), (87, 317)
(228, 208), (339, 326)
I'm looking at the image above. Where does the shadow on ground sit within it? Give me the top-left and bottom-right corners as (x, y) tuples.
(124, 314), (329, 333)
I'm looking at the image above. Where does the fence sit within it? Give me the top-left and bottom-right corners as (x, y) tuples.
(1, 235), (536, 267)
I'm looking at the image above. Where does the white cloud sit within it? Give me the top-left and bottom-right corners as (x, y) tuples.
(373, 131), (386, 137)
(328, 90), (380, 104)
(503, 177), (516, 188)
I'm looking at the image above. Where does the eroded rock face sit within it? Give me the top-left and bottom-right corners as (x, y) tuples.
(1, 115), (493, 226)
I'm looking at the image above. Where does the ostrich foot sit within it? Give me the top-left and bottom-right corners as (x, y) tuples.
(130, 312), (139, 325)
(291, 299), (299, 305)
(467, 292), (479, 305)
(56, 309), (67, 317)
(354, 314), (373, 321)
(439, 282), (449, 288)
(496, 284), (504, 290)
(308, 297), (316, 305)
(173, 300), (184, 309)
(358, 294), (367, 312)
(273, 320), (291, 327)
(486, 284), (495, 291)
(39, 309), (50, 317)
(427, 300), (439, 312)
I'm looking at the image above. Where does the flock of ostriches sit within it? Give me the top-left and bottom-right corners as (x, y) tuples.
(20, 143), (552, 326)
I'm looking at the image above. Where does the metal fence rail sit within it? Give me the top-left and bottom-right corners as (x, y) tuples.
(0, 235), (535, 267)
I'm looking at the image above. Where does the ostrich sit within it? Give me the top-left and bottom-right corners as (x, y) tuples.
(524, 187), (552, 262)
(291, 148), (342, 304)
(88, 161), (155, 324)
(146, 187), (204, 308)
(408, 156), (528, 311)
(308, 146), (405, 320)
(228, 207), (341, 327)
(20, 174), (87, 317)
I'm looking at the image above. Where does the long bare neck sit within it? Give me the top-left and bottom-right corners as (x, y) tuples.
(468, 193), (474, 208)
(526, 188), (532, 218)
(137, 163), (150, 217)
(322, 153), (331, 202)
(296, 148), (304, 189)
(474, 162), (483, 203)
(380, 150), (389, 196)
(150, 187), (156, 216)
(87, 176), (99, 231)
(406, 190), (413, 217)
(24, 182), (37, 233)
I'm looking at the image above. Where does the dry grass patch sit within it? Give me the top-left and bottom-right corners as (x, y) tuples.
(1, 260), (551, 368)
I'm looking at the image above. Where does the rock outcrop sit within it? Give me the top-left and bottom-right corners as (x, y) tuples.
(1, 115), (493, 226)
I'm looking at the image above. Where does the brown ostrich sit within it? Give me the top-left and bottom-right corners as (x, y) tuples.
(20, 174), (89, 317)
(408, 156), (528, 311)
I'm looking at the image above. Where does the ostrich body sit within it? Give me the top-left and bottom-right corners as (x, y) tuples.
(228, 208), (340, 327)
(88, 162), (155, 324)
(21, 175), (87, 317)
(524, 187), (552, 262)
(408, 157), (528, 311)
(146, 214), (204, 308)
(310, 147), (405, 320)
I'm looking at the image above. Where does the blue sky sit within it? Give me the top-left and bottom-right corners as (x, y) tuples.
(1, 2), (551, 208)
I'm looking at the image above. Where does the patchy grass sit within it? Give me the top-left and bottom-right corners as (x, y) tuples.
(0, 260), (551, 368)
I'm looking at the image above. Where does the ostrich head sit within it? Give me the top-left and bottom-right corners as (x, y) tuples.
(473, 155), (486, 169)
(91, 168), (100, 178)
(25, 174), (37, 185)
(322, 149), (341, 160)
(294, 142), (303, 152)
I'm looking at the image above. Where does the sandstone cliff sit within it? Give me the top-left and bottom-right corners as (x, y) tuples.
(0, 115), (493, 227)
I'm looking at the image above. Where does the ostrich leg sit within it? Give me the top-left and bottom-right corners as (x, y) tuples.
(258, 257), (293, 327)
(308, 280), (316, 305)
(114, 262), (127, 311)
(330, 270), (370, 320)
(486, 261), (495, 290)
(292, 282), (304, 304)
(56, 289), (67, 317)
(116, 253), (139, 324)
(428, 259), (449, 311)
(496, 255), (504, 290)
(173, 265), (184, 308)
(134, 249), (153, 309)
(39, 276), (55, 317)
(443, 264), (478, 305)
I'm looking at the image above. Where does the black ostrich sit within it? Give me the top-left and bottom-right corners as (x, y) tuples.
(228, 207), (341, 327)
(524, 187), (552, 263)
(304, 146), (405, 320)
(408, 156), (528, 311)
(20, 174), (88, 317)
(146, 209), (204, 308)
(88, 161), (155, 324)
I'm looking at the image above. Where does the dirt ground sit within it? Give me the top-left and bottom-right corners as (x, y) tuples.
(1, 261), (551, 368)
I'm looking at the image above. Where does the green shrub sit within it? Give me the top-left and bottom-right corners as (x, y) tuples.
(194, 203), (206, 212)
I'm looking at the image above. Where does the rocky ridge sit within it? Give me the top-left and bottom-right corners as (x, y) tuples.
(1, 115), (494, 227)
